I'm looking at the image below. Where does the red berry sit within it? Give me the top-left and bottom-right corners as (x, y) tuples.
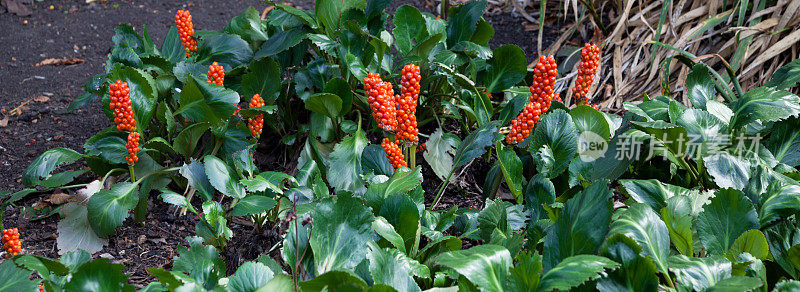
(397, 64), (421, 143)
(108, 80), (136, 132)
(175, 10), (197, 57)
(126, 132), (140, 165)
(206, 62), (225, 86)
(365, 73), (398, 132)
(506, 56), (558, 144)
(381, 138), (407, 169)
(572, 43), (600, 106)
(2, 228), (21, 257)
(247, 94), (265, 138)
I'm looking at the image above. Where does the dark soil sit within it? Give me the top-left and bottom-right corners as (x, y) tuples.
(0, 0), (555, 286)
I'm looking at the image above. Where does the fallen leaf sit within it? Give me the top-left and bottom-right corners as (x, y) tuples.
(0, 116), (8, 128)
(46, 193), (72, 205)
(35, 58), (84, 67)
(33, 95), (50, 103)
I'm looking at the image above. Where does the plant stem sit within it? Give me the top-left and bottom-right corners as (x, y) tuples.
(432, 168), (455, 209)
(129, 165), (136, 183)
(409, 145), (417, 169)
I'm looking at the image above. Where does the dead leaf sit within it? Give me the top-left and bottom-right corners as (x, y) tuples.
(0, 116), (8, 128)
(46, 193), (72, 205)
(3, 0), (32, 16)
(35, 58), (85, 67)
(33, 95), (50, 103)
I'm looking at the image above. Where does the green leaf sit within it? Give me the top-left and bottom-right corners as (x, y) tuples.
(726, 230), (770, 261)
(326, 125), (368, 194)
(597, 234), (659, 291)
(223, 7), (269, 47)
(299, 270), (368, 292)
(345, 53), (368, 82)
(177, 76), (239, 127)
(729, 87), (800, 129)
(446, 0), (488, 47)
(423, 128), (459, 181)
(179, 159), (214, 201)
(759, 182), (800, 226)
(87, 182), (139, 237)
(362, 144), (395, 177)
(228, 262), (275, 292)
(324, 77), (354, 115)
(506, 252), (542, 291)
(283, 219), (314, 280)
(161, 27), (186, 63)
(204, 155), (245, 199)
(64, 259), (134, 292)
(256, 274), (295, 292)
(195, 31), (253, 69)
(0, 259), (37, 292)
(524, 174), (555, 221)
(543, 181), (612, 270)
(173, 237), (226, 290)
(436, 244), (512, 292)
(367, 241), (423, 292)
(241, 171), (296, 194)
(373, 216), (407, 253)
(379, 193), (422, 254)
(619, 179), (697, 211)
(766, 221), (800, 278)
(393, 5), (428, 56)
(22, 148), (84, 188)
(173, 122), (211, 159)
(697, 189), (759, 255)
(496, 143), (522, 199)
(315, 0), (366, 34)
(477, 199), (510, 243)
(83, 131), (128, 164)
(242, 57), (281, 102)
(529, 110), (578, 178)
(676, 109), (729, 158)
(13, 254), (70, 277)
(305, 93), (343, 119)
(110, 46), (142, 69)
(108, 65), (158, 131)
(766, 59), (800, 90)
(254, 27), (307, 59)
(454, 121), (498, 168)
(539, 255), (620, 292)
(609, 203), (671, 278)
(470, 19), (494, 46)
(669, 255), (732, 291)
(661, 195), (694, 256)
(58, 201), (108, 255)
(479, 45), (526, 92)
(686, 64), (717, 109)
(570, 105), (611, 141)
(231, 196), (277, 217)
(112, 24), (144, 54)
(766, 117), (800, 167)
(707, 276), (763, 292)
(310, 195), (374, 274)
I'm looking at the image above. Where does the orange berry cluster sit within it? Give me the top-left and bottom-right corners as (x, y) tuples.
(365, 73), (397, 132)
(506, 55), (557, 144)
(174, 10), (197, 58)
(572, 43), (600, 106)
(396, 64), (420, 142)
(382, 138), (407, 169)
(126, 132), (140, 164)
(207, 62), (225, 86)
(109, 80), (136, 132)
(2, 228), (21, 257)
(248, 94), (265, 138)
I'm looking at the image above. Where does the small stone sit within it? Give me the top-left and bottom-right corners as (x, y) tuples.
(99, 253), (114, 259)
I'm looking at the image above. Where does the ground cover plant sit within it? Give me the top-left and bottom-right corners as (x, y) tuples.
(1, 0), (799, 291)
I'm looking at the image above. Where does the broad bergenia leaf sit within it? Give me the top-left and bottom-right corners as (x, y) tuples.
(108, 65), (157, 131)
(326, 125), (368, 194)
(393, 5), (428, 56)
(660, 195), (694, 256)
(766, 59), (800, 90)
(619, 179), (698, 211)
(179, 158), (214, 201)
(228, 262), (275, 292)
(223, 7), (268, 48)
(668, 255), (732, 291)
(766, 117), (800, 167)
(445, 0), (488, 47)
(436, 244), (512, 292)
(315, 0), (366, 35)
(177, 76), (239, 127)
(597, 234), (659, 291)
(529, 110), (578, 178)
(304, 93), (343, 119)
(195, 31), (253, 68)
(87, 182), (139, 237)
(479, 45), (526, 93)
(759, 182), (800, 226)
(423, 128), (459, 181)
(0, 256), (39, 292)
(766, 221), (800, 278)
(22, 147), (84, 188)
(173, 237), (226, 290)
(242, 58), (281, 102)
(298, 270), (368, 291)
(367, 242), (423, 292)
(539, 255), (620, 292)
(543, 181), (612, 270)
(231, 196), (277, 217)
(454, 121), (498, 168)
(685, 64), (716, 109)
(697, 189), (759, 255)
(729, 87), (800, 130)
(204, 155), (245, 199)
(726, 229), (770, 261)
(496, 143), (523, 199)
(64, 259), (135, 292)
(608, 203), (671, 278)
(310, 195), (374, 274)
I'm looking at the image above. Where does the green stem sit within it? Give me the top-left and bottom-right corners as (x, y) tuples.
(409, 145), (417, 169)
(129, 165), (136, 183)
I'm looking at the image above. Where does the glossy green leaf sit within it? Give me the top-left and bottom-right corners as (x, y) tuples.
(726, 229), (770, 261)
(310, 195), (374, 274)
(619, 179), (696, 213)
(436, 244), (512, 292)
(759, 182), (800, 226)
(539, 255), (620, 292)
(108, 65), (157, 131)
(299, 270), (368, 292)
(446, 0), (488, 47)
(22, 148), (84, 188)
(0, 259), (37, 291)
(254, 27), (307, 59)
(173, 122), (210, 159)
(256, 274), (294, 292)
(686, 64), (716, 109)
(423, 128), (459, 181)
(454, 121), (498, 168)
(570, 105), (611, 141)
(661, 195), (694, 256)
(64, 259), (134, 292)
(496, 143), (523, 199)
(729, 87), (800, 129)
(669, 255), (732, 291)
(543, 181), (612, 270)
(204, 155), (245, 199)
(676, 109), (729, 157)
(529, 110), (578, 178)
(58, 201), (108, 255)
(327, 125), (368, 194)
(242, 57), (281, 102)
(479, 45), (526, 93)
(305, 93), (343, 119)
(766, 59), (800, 90)
(177, 76), (239, 127)
(195, 31), (253, 69)
(179, 159), (214, 201)
(393, 5), (428, 56)
(597, 234), (659, 291)
(766, 117), (800, 167)
(367, 241), (423, 292)
(87, 182), (138, 237)
(231, 196), (277, 217)
(228, 262), (275, 292)
(173, 237), (226, 290)
(697, 189), (759, 255)
(609, 203), (671, 278)
(223, 7), (268, 47)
